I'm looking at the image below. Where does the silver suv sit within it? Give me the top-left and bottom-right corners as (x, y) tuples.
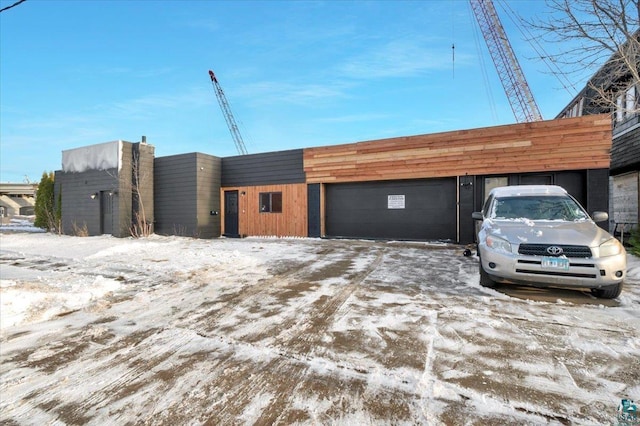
(472, 185), (626, 299)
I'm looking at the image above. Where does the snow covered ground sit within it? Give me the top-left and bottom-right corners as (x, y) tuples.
(1, 231), (639, 425)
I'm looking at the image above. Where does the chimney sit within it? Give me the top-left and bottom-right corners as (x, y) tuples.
(141, 135), (147, 144)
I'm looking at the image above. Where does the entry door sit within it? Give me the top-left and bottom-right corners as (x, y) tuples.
(100, 191), (113, 235)
(224, 190), (240, 237)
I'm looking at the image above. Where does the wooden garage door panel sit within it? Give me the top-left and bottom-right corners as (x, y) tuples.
(326, 178), (456, 240)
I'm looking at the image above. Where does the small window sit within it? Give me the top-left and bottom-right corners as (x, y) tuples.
(616, 94), (624, 122)
(625, 85), (637, 117)
(259, 192), (282, 213)
(483, 177), (508, 201)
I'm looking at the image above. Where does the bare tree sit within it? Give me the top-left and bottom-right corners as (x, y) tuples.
(128, 147), (153, 238)
(105, 142), (154, 238)
(525, 0), (639, 113)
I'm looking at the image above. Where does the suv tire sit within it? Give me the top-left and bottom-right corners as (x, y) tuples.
(479, 262), (497, 288)
(590, 283), (623, 299)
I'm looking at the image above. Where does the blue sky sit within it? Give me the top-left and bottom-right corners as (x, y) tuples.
(1, 0), (588, 183)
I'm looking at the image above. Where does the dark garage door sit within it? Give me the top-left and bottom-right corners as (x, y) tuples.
(326, 178), (457, 241)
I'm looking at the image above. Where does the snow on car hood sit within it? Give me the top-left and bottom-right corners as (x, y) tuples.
(485, 218), (614, 247)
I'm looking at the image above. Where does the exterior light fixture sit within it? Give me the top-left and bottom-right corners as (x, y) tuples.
(460, 174), (473, 188)
(90, 192), (99, 199)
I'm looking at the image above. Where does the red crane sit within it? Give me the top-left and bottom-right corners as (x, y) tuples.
(208, 70), (249, 155)
(469, 0), (543, 123)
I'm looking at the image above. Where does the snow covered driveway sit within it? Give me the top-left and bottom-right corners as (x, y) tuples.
(1, 233), (639, 425)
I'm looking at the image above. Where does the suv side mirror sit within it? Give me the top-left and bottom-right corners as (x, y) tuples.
(472, 212), (484, 220)
(591, 211), (609, 222)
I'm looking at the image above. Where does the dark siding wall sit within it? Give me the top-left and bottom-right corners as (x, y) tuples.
(587, 169), (610, 231)
(155, 153), (222, 238)
(55, 168), (119, 236)
(555, 172), (586, 206)
(155, 154), (197, 236)
(611, 122), (640, 174)
(474, 171), (590, 212)
(222, 149), (304, 186)
(195, 153), (222, 238)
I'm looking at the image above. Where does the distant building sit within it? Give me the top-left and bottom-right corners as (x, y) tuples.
(557, 30), (640, 237)
(0, 183), (37, 222)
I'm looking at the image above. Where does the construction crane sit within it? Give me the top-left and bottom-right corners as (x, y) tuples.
(469, 0), (543, 123)
(208, 70), (249, 155)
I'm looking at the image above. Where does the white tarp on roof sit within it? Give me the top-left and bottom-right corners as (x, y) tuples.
(61, 141), (122, 173)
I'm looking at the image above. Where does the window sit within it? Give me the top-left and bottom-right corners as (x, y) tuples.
(259, 192), (282, 213)
(626, 85), (637, 117)
(483, 177), (508, 202)
(617, 93), (624, 122)
(492, 196), (588, 221)
(563, 98), (583, 118)
(616, 84), (639, 122)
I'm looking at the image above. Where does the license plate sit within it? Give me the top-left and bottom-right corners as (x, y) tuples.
(541, 257), (570, 270)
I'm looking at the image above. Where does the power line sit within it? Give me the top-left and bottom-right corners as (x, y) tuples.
(0, 0), (27, 13)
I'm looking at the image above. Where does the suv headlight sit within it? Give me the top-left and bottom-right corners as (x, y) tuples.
(486, 235), (512, 254)
(599, 238), (623, 257)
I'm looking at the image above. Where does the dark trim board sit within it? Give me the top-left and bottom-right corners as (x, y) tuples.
(307, 184), (321, 238)
(325, 178), (457, 241)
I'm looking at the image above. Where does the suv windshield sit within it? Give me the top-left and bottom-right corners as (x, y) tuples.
(491, 195), (589, 221)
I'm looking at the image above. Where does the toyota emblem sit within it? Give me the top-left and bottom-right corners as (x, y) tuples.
(546, 246), (563, 256)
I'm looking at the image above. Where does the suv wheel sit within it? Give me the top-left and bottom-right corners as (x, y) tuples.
(590, 283), (623, 299)
(479, 262), (497, 288)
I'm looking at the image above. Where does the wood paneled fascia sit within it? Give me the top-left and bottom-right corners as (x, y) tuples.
(304, 116), (612, 184)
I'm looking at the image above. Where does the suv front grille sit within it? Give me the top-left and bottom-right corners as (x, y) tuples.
(518, 244), (592, 258)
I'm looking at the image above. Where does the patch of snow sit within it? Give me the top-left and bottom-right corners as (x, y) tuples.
(0, 233), (638, 425)
(61, 140), (122, 173)
(0, 216), (44, 233)
(627, 253), (640, 280)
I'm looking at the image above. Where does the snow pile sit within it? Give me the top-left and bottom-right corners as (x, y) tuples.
(0, 234), (268, 329)
(0, 216), (43, 233)
(61, 140), (122, 173)
(1, 275), (121, 328)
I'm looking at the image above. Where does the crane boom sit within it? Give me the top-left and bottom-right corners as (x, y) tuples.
(469, 0), (543, 123)
(208, 70), (248, 155)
